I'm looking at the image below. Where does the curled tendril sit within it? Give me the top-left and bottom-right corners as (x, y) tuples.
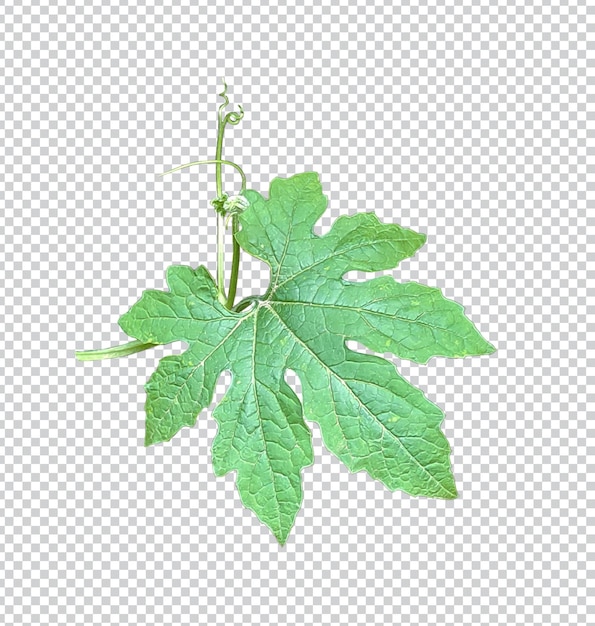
(225, 105), (244, 126)
(218, 79), (231, 120)
(218, 79), (244, 128)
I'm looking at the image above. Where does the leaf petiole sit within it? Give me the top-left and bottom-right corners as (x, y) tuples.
(233, 295), (261, 313)
(226, 215), (241, 309)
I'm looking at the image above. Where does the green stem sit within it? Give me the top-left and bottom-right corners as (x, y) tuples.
(215, 113), (227, 306)
(160, 157), (247, 310)
(226, 215), (241, 309)
(75, 339), (158, 361)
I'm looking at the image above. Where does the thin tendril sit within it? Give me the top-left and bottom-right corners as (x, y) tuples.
(218, 79), (244, 128)
(225, 105), (244, 126)
(159, 159), (247, 193)
(218, 79), (230, 124)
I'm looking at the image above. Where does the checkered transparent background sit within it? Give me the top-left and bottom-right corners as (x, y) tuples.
(1, 1), (592, 624)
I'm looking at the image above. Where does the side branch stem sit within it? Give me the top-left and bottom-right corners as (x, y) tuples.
(75, 339), (157, 361)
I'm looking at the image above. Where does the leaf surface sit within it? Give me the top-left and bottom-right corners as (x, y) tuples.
(119, 172), (494, 543)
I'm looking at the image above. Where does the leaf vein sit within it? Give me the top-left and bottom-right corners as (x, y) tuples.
(265, 304), (453, 496)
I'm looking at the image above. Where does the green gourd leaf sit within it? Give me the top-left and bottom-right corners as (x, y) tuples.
(118, 172), (495, 544)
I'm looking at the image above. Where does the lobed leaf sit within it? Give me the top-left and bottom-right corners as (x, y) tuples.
(119, 172), (494, 543)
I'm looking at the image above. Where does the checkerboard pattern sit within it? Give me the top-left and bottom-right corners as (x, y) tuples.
(1, 1), (592, 624)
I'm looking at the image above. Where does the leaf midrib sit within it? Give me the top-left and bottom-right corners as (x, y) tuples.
(270, 234), (415, 296)
(264, 303), (455, 497)
(148, 316), (248, 424)
(250, 308), (284, 535)
(272, 299), (462, 333)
